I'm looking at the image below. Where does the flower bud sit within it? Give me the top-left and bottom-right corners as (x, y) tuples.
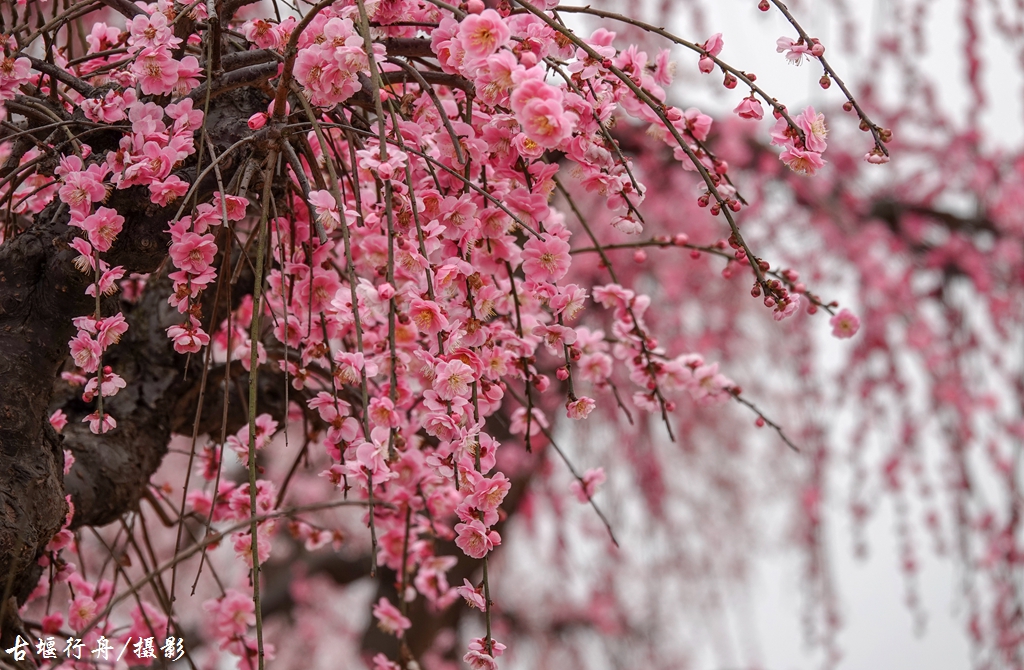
(248, 112), (267, 130)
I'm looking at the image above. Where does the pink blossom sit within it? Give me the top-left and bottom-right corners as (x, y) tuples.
(679, 107), (713, 141)
(550, 284), (588, 319)
(174, 55), (202, 95)
(308, 190), (341, 231)
(533, 324), (578, 353)
(830, 308), (861, 339)
(566, 396), (596, 420)
(795, 106), (828, 152)
(776, 36), (811, 64)
(85, 266), (126, 297)
(84, 411), (116, 434)
(204, 590), (256, 642)
(212, 192), (249, 221)
(59, 170), (108, 214)
(519, 98), (576, 148)
(231, 530), (272, 567)
(372, 597), (411, 638)
(509, 71), (561, 115)
(464, 638), (507, 670)
(83, 89), (136, 123)
(457, 579), (487, 610)
(334, 352), (378, 384)
(86, 23), (121, 53)
(68, 596), (98, 631)
(466, 471), (511, 516)
(72, 206), (124, 252)
(41, 613), (63, 635)
(372, 654), (401, 670)
(49, 409), (68, 433)
(866, 149), (890, 164)
(69, 332), (102, 372)
(118, 607), (166, 654)
(169, 232), (217, 274)
(127, 12), (179, 51)
(243, 19), (286, 49)
(82, 370), (126, 401)
(0, 56), (31, 101)
(248, 112), (267, 130)
(690, 363), (733, 404)
(611, 214), (643, 235)
(410, 299), (450, 335)
(167, 320), (210, 354)
(522, 233), (571, 282)
(569, 467), (606, 502)
(354, 434), (391, 480)
(458, 10), (511, 59)
(149, 175), (189, 206)
(733, 96), (764, 120)
(703, 33), (724, 57)
(133, 47), (179, 96)
(434, 359), (475, 400)
(454, 519), (501, 559)
(780, 146), (825, 175)
(166, 97), (204, 131)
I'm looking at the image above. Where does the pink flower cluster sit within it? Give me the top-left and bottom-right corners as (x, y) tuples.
(165, 192), (245, 354)
(291, 12), (382, 107)
(770, 105), (829, 176)
(125, 9), (201, 96)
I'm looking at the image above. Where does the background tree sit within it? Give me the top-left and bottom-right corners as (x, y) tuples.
(0, 0), (1019, 669)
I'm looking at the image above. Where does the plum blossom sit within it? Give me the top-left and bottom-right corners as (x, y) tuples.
(780, 146), (825, 175)
(457, 579), (487, 610)
(457, 10), (511, 60)
(733, 96), (764, 120)
(372, 597), (411, 638)
(454, 519), (501, 559)
(204, 590), (256, 643)
(698, 33), (723, 73)
(830, 308), (861, 338)
(169, 232), (218, 274)
(566, 396), (597, 420)
(83, 411), (116, 434)
(0, 56), (31, 101)
(776, 36), (812, 64)
(434, 359), (475, 400)
(68, 596), (98, 631)
(522, 233), (571, 282)
(410, 299), (450, 335)
(795, 106), (829, 152)
(71, 207), (124, 252)
(570, 467), (607, 502)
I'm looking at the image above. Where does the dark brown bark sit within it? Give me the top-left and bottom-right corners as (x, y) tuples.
(0, 86), (267, 602)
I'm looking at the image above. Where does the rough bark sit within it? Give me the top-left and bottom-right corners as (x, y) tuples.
(0, 86), (266, 601)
